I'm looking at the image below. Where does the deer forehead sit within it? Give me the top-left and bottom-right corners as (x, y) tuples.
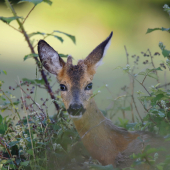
(58, 63), (93, 88)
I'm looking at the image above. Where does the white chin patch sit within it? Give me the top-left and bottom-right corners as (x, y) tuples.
(70, 112), (83, 119)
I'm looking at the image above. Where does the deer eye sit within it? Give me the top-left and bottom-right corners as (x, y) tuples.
(85, 83), (92, 90)
(60, 84), (67, 91)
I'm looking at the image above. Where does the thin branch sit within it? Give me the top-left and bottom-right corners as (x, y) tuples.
(5, 0), (60, 112)
(16, 81), (46, 116)
(148, 49), (159, 83)
(131, 94), (143, 123)
(22, 5), (36, 24)
(33, 31), (54, 49)
(157, 82), (170, 88)
(124, 45), (129, 64)
(7, 23), (22, 33)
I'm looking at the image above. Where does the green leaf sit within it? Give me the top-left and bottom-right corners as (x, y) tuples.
(28, 32), (45, 38)
(0, 16), (21, 24)
(43, 0), (52, 5)
(27, 149), (33, 156)
(53, 35), (64, 43)
(19, 0), (43, 5)
(0, 122), (7, 135)
(20, 161), (29, 166)
(146, 27), (170, 34)
(8, 141), (19, 147)
(59, 53), (68, 58)
(162, 49), (170, 57)
(24, 54), (38, 61)
(158, 111), (165, 117)
(54, 30), (76, 44)
(0, 115), (2, 124)
(147, 73), (158, 80)
(2, 70), (7, 75)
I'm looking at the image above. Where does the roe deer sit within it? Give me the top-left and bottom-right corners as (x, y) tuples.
(38, 32), (169, 169)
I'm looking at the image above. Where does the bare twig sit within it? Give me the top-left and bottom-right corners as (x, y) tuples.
(148, 49), (159, 83)
(7, 23), (22, 33)
(22, 5), (36, 24)
(16, 81), (46, 116)
(124, 45), (129, 64)
(33, 31), (54, 49)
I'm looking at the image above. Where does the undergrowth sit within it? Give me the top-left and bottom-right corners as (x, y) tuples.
(0, 1), (170, 170)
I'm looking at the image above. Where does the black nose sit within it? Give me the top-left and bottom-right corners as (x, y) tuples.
(67, 104), (86, 116)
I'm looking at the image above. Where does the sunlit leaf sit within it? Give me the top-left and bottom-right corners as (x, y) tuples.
(162, 49), (170, 57)
(28, 32), (45, 38)
(146, 27), (170, 34)
(59, 53), (68, 58)
(54, 30), (76, 44)
(19, 0), (43, 5)
(53, 35), (63, 43)
(24, 54), (38, 61)
(0, 16), (21, 24)
(2, 70), (7, 75)
(43, 0), (52, 5)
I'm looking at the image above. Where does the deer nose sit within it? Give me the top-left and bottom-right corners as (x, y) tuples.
(67, 103), (85, 116)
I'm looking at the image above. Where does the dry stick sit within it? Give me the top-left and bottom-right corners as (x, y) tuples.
(17, 77), (36, 161)
(22, 5), (36, 24)
(5, 0), (60, 112)
(0, 138), (19, 169)
(148, 49), (160, 83)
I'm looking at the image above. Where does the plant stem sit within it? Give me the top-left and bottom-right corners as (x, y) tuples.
(148, 49), (159, 83)
(5, 0), (60, 112)
(22, 5), (36, 24)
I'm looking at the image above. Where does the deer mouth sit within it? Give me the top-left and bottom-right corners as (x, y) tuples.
(67, 106), (86, 118)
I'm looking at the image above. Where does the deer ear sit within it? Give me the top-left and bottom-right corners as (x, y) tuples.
(84, 32), (113, 69)
(38, 40), (65, 75)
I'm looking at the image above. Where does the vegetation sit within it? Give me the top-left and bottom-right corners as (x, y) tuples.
(0, 0), (170, 170)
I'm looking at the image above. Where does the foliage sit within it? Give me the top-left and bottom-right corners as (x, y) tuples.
(0, 1), (170, 170)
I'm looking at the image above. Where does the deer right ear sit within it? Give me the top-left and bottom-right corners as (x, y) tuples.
(38, 40), (65, 75)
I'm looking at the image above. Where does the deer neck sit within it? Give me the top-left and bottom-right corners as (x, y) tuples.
(72, 98), (105, 137)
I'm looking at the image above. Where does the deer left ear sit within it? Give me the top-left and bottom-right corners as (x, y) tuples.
(84, 32), (113, 69)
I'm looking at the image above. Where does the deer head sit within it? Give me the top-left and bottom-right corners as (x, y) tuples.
(38, 32), (113, 118)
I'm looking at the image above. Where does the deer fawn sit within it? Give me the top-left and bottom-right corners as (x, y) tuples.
(38, 32), (168, 169)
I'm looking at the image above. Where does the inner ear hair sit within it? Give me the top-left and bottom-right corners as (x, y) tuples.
(84, 32), (113, 68)
(38, 40), (65, 75)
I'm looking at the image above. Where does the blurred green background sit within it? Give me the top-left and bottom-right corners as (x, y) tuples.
(0, 0), (170, 120)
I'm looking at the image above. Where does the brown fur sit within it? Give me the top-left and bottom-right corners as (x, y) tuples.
(38, 33), (169, 169)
